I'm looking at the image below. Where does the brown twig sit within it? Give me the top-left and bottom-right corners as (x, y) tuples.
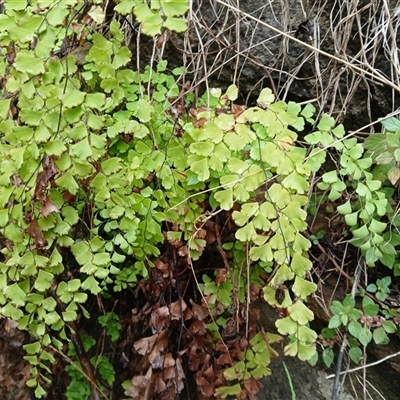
(214, 222), (240, 332)
(69, 324), (103, 400)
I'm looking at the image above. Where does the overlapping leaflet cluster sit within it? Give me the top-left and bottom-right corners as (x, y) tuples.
(0, 0), (188, 396)
(0, 0), (353, 397)
(114, 0), (189, 36)
(189, 87), (331, 362)
(311, 116), (396, 268)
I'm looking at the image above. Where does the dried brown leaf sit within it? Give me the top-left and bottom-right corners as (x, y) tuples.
(198, 105), (211, 113)
(243, 377), (263, 399)
(131, 374), (148, 388)
(26, 218), (47, 248)
(189, 107), (197, 119)
(34, 156), (58, 201)
(216, 352), (232, 366)
(195, 228), (207, 239)
(133, 333), (158, 355)
(203, 365), (214, 379)
(190, 299), (209, 321)
(39, 197), (59, 217)
(241, 306), (260, 322)
(149, 345), (163, 369)
(189, 320), (207, 335)
(187, 354), (202, 371)
(10, 174), (22, 187)
(249, 284), (261, 301)
(125, 384), (141, 398)
(175, 357), (185, 392)
(229, 337), (244, 359)
(183, 306), (193, 320)
(163, 353), (175, 368)
(194, 118), (208, 128)
(153, 372), (166, 393)
(157, 330), (169, 352)
(169, 299), (187, 320)
(118, 133), (132, 144)
(6, 43), (16, 64)
(239, 337), (249, 350)
(239, 389), (250, 400)
(128, 367), (153, 397)
(154, 259), (168, 271)
(62, 191), (76, 203)
(164, 366), (176, 380)
(222, 317), (237, 339)
(4, 240), (13, 252)
(167, 237), (182, 248)
(4, 318), (18, 334)
(231, 103), (246, 119)
(177, 245), (188, 257)
(215, 108), (227, 115)
(196, 376), (215, 397)
(150, 306), (170, 332)
(209, 374), (226, 392)
(131, 308), (140, 324)
(204, 220), (217, 245)
(215, 269), (228, 285)
(215, 338), (236, 353)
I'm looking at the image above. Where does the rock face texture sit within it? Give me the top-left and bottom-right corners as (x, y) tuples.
(135, 0), (399, 130)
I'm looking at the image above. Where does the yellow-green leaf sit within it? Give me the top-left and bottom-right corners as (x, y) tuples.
(288, 300), (314, 325)
(62, 90), (86, 109)
(292, 277), (317, 299)
(14, 52), (45, 75)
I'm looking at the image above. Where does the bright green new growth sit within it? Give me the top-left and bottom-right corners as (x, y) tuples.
(115, 0), (189, 35)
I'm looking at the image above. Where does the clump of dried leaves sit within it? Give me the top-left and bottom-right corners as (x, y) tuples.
(119, 213), (280, 400)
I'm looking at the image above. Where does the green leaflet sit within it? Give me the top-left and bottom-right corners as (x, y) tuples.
(34, 270), (54, 292)
(276, 317), (298, 335)
(131, 0), (189, 36)
(214, 188), (233, 210)
(14, 52), (45, 75)
(4, 282), (27, 306)
(61, 90), (86, 108)
(70, 138), (92, 160)
(81, 275), (102, 295)
(292, 276), (317, 299)
(288, 301), (314, 325)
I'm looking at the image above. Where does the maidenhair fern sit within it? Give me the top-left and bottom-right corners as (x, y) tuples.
(1, 0), (398, 399)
